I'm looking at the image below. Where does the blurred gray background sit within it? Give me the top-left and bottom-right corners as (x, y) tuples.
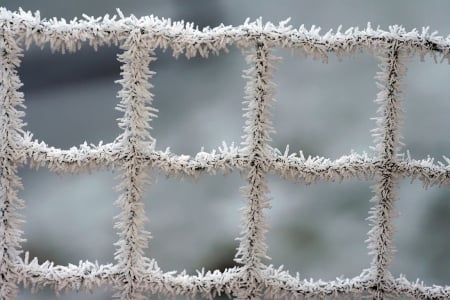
(2, 1), (450, 299)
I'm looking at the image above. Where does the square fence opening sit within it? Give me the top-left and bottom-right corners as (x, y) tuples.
(19, 44), (122, 149)
(267, 175), (373, 281)
(271, 48), (378, 159)
(19, 168), (118, 266)
(143, 171), (242, 275)
(392, 179), (450, 287)
(402, 53), (450, 160)
(150, 47), (245, 156)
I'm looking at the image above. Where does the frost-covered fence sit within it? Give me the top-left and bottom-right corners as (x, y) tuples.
(0, 7), (450, 300)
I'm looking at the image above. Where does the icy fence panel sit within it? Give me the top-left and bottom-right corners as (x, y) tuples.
(0, 7), (450, 300)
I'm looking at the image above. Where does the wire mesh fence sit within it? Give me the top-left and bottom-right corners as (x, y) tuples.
(0, 7), (449, 299)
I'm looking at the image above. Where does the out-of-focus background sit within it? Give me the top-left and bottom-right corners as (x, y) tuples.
(2, 1), (450, 299)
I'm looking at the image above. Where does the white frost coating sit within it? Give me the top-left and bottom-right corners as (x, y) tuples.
(0, 7), (449, 300)
(113, 29), (158, 300)
(367, 34), (407, 299)
(234, 41), (277, 299)
(0, 22), (28, 299)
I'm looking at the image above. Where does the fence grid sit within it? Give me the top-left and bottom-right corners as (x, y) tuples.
(0, 7), (449, 300)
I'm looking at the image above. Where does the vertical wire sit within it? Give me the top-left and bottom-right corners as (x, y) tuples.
(367, 39), (406, 299)
(234, 40), (277, 299)
(0, 24), (27, 299)
(113, 29), (158, 300)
